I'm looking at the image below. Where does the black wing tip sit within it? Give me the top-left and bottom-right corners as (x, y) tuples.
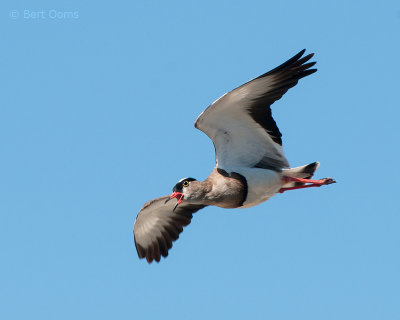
(302, 61), (316, 69)
(291, 49), (317, 70)
(294, 49), (306, 60)
(298, 68), (317, 80)
(136, 249), (164, 264)
(256, 49), (317, 80)
(297, 49), (314, 59)
(135, 242), (146, 259)
(138, 242), (170, 264)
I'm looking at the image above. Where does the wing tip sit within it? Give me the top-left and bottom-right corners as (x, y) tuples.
(295, 48), (306, 59)
(255, 48), (317, 80)
(133, 197), (206, 264)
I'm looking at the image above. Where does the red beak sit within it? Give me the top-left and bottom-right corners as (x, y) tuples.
(170, 192), (184, 205)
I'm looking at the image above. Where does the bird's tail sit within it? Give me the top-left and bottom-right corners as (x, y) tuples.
(281, 162), (320, 188)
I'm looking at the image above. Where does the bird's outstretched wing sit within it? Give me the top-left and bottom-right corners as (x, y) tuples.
(195, 49), (316, 171)
(133, 196), (206, 263)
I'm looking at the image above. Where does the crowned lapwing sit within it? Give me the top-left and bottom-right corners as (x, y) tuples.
(133, 49), (335, 263)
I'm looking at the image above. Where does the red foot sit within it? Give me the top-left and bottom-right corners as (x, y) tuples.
(279, 176), (336, 193)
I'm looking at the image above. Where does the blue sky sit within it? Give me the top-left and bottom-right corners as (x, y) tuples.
(1, 1), (399, 319)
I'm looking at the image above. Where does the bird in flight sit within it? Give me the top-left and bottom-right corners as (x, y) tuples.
(133, 49), (335, 263)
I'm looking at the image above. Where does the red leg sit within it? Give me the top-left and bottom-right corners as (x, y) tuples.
(279, 176), (336, 193)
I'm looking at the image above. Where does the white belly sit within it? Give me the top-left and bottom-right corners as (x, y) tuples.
(225, 167), (282, 208)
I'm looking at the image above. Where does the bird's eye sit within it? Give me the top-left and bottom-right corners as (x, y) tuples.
(182, 181), (189, 187)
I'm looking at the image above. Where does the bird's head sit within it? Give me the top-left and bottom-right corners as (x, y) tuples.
(169, 177), (198, 208)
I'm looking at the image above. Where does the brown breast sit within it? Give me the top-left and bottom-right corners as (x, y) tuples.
(203, 168), (248, 208)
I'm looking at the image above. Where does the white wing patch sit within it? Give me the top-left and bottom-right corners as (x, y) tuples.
(194, 50), (316, 171)
(196, 100), (289, 169)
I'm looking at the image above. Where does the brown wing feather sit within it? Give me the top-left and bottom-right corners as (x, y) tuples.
(133, 196), (206, 263)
